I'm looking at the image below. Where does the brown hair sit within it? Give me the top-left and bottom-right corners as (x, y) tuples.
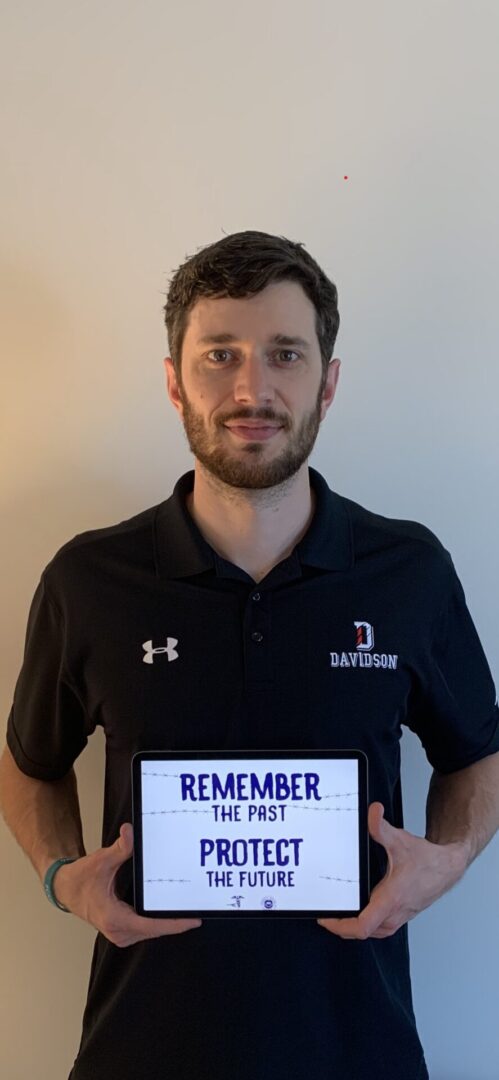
(162, 230), (340, 386)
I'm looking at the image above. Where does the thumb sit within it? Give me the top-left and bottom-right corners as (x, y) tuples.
(368, 802), (394, 847)
(110, 822), (134, 862)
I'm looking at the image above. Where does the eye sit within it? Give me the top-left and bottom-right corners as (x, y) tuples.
(207, 350), (233, 364)
(206, 350), (301, 365)
(276, 350), (301, 364)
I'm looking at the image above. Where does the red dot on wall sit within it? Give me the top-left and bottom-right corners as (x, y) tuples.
(344, 176), (348, 180)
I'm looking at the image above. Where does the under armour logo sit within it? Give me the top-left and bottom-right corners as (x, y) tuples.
(142, 638), (179, 664)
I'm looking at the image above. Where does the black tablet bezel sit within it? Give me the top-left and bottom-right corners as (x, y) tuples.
(132, 748), (369, 919)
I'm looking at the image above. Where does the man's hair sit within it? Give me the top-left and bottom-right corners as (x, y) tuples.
(162, 230), (340, 384)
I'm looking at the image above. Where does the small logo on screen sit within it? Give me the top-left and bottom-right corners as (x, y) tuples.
(228, 895), (245, 908)
(261, 896), (276, 910)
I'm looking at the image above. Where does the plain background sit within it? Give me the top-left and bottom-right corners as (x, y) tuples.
(1, 2), (498, 1077)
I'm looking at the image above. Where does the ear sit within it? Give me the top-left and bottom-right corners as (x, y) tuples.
(319, 358), (341, 421)
(163, 357), (184, 420)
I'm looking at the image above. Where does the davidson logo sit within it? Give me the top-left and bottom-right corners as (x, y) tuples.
(330, 621), (398, 670)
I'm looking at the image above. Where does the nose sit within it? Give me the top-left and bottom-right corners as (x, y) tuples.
(232, 355), (275, 406)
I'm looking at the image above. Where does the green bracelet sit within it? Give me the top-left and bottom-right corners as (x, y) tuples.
(43, 857), (78, 912)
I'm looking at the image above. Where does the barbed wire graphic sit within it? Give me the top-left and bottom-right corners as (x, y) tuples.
(142, 803), (358, 815)
(319, 791), (358, 798)
(288, 804), (358, 812)
(144, 877), (191, 883)
(143, 875), (358, 884)
(318, 875), (359, 883)
(143, 808), (215, 815)
(142, 771), (184, 778)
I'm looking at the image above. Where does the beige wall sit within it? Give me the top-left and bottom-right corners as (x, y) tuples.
(1, 2), (498, 1077)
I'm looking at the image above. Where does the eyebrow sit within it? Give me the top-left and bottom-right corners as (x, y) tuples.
(197, 333), (311, 349)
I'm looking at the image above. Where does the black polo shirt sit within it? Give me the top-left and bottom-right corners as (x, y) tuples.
(7, 467), (499, 1080)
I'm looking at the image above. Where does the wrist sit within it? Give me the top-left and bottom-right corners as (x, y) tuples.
(451, 837), (474, 873)
(38, 847), (85, 883)
(43, 857), (79, 912)
(431, 838), (471, 880)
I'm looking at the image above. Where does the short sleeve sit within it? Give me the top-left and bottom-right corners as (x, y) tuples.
(406, 560), (499, 774)
(6, 573), (92, 780)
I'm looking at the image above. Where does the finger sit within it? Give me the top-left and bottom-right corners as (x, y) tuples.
(368, 801), (385, 824)
(102, 824), (134, 871)
(369, 924), (402, 939)
(116, 822), (133, 851)
(119, 823), (134, 847)
(318, 878), (400, 939)
(316, 809), (390, 939)
(113, 900), (202, 936)
(318, 916), (366, 939)
(367, 803), (397, 851)
(139, 917), (202, 937)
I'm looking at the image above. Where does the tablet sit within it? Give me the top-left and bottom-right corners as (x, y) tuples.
(132, 749), (369, 918)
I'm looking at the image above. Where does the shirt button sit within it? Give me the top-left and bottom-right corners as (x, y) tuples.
(252, 592), (261, 601)
(251, 631), (264, 643)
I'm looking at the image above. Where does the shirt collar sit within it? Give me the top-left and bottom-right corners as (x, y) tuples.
(153, 467), (354, 581)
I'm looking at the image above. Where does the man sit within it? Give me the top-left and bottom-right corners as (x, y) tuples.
(2, 232), (499, 1080)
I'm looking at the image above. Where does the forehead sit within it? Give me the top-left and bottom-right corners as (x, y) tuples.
(183, 280), (318, 349)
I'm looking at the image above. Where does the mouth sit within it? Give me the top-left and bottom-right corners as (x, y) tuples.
(224, 424), (283, 442)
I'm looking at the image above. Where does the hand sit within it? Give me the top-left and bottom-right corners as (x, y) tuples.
(317, 802), (467, 940)
(53, 823), (203, 947)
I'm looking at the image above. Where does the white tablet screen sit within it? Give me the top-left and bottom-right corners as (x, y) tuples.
(139, 756), (362, 913)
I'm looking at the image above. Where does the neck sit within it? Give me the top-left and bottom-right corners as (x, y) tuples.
(186, 461), (315, 583)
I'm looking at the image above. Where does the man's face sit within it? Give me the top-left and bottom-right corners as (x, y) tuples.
(164, 279), (340, 489)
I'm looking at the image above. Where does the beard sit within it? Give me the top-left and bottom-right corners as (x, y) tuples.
(178, 380), (325, 490)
